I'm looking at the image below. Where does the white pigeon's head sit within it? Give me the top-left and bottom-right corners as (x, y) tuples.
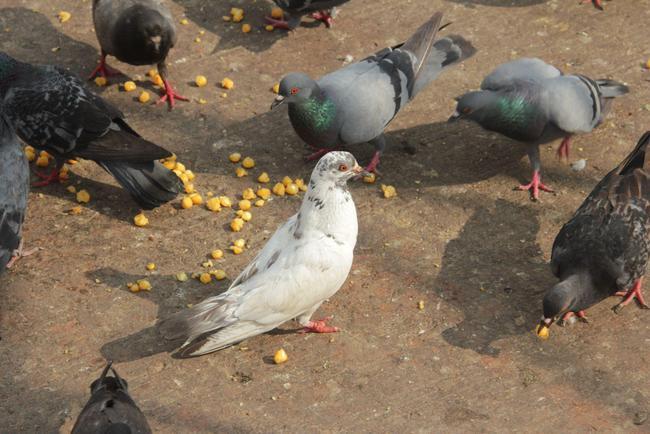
(310, 151), (364, 188)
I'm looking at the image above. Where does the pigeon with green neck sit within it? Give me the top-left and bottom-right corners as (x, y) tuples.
(451, 58), (629, 200)
(272, 11), (476, 173)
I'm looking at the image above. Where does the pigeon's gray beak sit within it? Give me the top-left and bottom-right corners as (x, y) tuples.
(351, 164), (369, 180)
(448, 110), (461, 122)
(271, 95), (286, 111)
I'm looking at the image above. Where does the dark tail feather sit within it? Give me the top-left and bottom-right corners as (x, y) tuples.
(596, 79), (629, 98)
(617, 131), (650, 176)
(401, 12), (443, 76)
(99, 160), (183, 209)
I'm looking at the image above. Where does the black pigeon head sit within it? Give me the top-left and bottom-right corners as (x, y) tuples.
(112, 5), (174, 66)
(0, 52), (17, 82)
(89, 361), (129, 394)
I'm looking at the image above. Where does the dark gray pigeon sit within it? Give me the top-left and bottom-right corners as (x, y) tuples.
(72, 361), (152, 434)
(536, 132), (650, 339)
(266, 0), (351, 30)
(0, 113), (31, 273)
(450, 58), (628, 200)
(0, 52), (183, 210)
(92, 0), (187, 108)
(272, 12), (476, 172)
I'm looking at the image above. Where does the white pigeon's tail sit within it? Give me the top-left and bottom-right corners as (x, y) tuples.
(596, 79), (629, 98)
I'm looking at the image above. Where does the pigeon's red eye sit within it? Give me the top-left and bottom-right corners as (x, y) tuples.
(290, 87), (299, 95)
(338, 164), (348, 172)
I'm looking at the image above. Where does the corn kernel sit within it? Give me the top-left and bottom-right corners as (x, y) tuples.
(235, 167), (248, 178)
(255, 199), (265, 207)
(222, 16), (231, 22)
(176, 272), (189, 282)
(294, 178), (305, 189)
(197, 98), (208, 104)
(163, 160), (175, 170)
(272, 183), (285, 196)
(230, 245), (244, 255)
(181, 196), (194, 209)
(257, 188), (271, 200)
(94, 76), (107, 87)
(194, 37), (201, 43)
(271, 7), (284, 19)
(257, 172), (270, 183)
(206, 197), (222, 212)
(137, 279), (152, 291)
(646, 59), (650, 69)
(536, 324), (550, 340)
(231, 218), (244, 232)
(265, 25), (275, 32)
(211, 249), (224, 259)
(174, 162), (186, 172)
(199, 273), (212, 284)
(190, 193), (203, 205)
(282, 176), (293, 187)
(180, 18), (189, 25)
(219, 196), (232, 208)
(274, 348), (288, 364)
(152, 74), (164, 87)
(212, 269), (226, 280)
(381, 184), (397, 198)
(236, 210), (244, 217)
(233, 239), (246, 248)
(242, 157), (255, 169)
(76, 189), (90, 203)
(57, 11), (71, 23)
(242, 24), (251, 33)
(35, 155), (49, 167)
(363, 173), (376, 184)
(229, 152), (242, 163)
(24, 148), (36, 162)
(66, 186), (76, 193)
(232, 14), (244, 23)
(202, 260), (213, 268)
(185, 170), (196, 181)
(184, 183), (195, 194)
(231, 7), (244, 16)
(123, 81), (136, 92)
(134, 213), (149, 227)
(147, 69), (157, 78)
(68, 206), (83, 215)
(146, 262), (156, 271)
(139, 91), (150, 103)
(128, 282), (140, 293)
(272, 83), (280, 93)
(285, 184), (299, 196)
(238, 199), (252, 211)
(241, 211), (252, 221)
(242, 188), (256, 200)
(221, 78), (234, 90)
(418, 300), (425, 310)
(195, 75), (207, 87)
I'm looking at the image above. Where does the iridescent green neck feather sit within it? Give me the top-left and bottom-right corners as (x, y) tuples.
(495, 95), (536, 128)
(291, 96), (337, 133)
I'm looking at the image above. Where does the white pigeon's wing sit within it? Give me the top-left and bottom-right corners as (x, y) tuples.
(481, 58), (561, 90)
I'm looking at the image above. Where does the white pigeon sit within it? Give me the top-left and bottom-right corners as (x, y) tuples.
(159, 151), (363, 357)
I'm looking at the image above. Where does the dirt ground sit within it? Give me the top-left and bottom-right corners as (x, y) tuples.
(1, 0), (650, 432)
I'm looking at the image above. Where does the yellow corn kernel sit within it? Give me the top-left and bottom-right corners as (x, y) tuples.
(265, 24), (275, 32)
(197, 98), (208, 105)
(94, 76), (107, 87)
(57, 11), (71, 23)
(24, 148), (36, 162)
(236, 210), (244, 217)
(206, 197), (221, 212)
(174, 162), (186, 172)
(181, 196), (194, 209)
(242, 188), (256, 200)
(235, 167), (248, 178)
(381, 184), (397, 199)
(190, 193), (203, 205)
(219, 196), (232, 208)
(179, 173), (189, 184)
(202, 260), (213, 268)
(229, 152), (242, 163)
(242, 157), (255, 169)
(152, 74), (164, 87)
(199, 273), (212, 284)
(146, 262), (156, 271)
(646, 59), (650, 69)
(212, 269), (226, 280)
(66, 186), (76, 193)
(76, 190), (90, 203)
(294, 178), (305, 189)
(363, 173), (376, 184)
(231, 7), (244, 16)
(194, 37), (201, 43)
(128, 282), (140, 293)
(134, 213), (149, 227)
(138, 91), (150, 103)
(285, 184), (299, 196)
(180, 18), (189, 25)
(273, 348), (288, 364)
(184, 183), (195, 194)
(163, 160), (175, 170)
(239, 199), (252, 211)
(195, 75), (207, 87)
(230, 245), (244, 255)
(211, 249), (224, 260)
(68, 206), (83, 215)
(221, 78), (234, 90)
(242, 24), (251, 33)
(35, 155), (49, 167)
(240, 211), (252, 222)
(185, 170), (196, 181)
(206, 191), (214, 197)
(137, 279), (152, 291)
(176, 272), (189, 282)
(282, 176), (293, 187)
(232, 14), (244, 23)
(222, 15), (231, 22)
(233, 239), (246, 248)
(271, 7), (284, 19)
(123, 81), (137, 92)
(272, 183), (285, 196)
(257, 188), (271, 200)
(418, 300), (425, 310)
(147, 68), (157, 78)
(255, 199), (265, 207)
(536, 324), (550, 340)
(231, 218), (244, 232)
(257, 172), (270, 183)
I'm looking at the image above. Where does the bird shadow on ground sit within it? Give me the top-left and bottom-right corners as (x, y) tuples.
(434, 197), (550, 356)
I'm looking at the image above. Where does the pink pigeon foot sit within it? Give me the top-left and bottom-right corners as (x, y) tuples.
(264, 17), (291, 30)
(518, 170), (554, 201)
(6, 240), (40, 269)
(310, 10), (334, 28)
(32, 167), (61, 187)
(364, 151), (382, 173)
(557, 136), (572, 161)
(300, 316), (340, 333)
(559, 310), (588, 326)
(157, 79), (188, 109)
(88, 54), (121, 79)
(613, 279), (649, 313)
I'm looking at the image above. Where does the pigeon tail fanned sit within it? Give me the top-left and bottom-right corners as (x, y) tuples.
(596, 79), (630, 99)
(98, 160), (182, 210)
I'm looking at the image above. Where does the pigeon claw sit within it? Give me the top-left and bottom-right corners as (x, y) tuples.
(157, 79), (189, 110)
(613, 279), (648, 313)
(364, 151), (382, 174)
(32, 167), (61, 187)
(517, 171), (554, 201)
(88, 55), (121, 80)
(558, 310), (588, 327)
(556, 137), (572, 161)
(310, 10), (334, 28)
(300, 316), (340, 334)
(264, 16), (291, 30)
(6, 240), (41, 269)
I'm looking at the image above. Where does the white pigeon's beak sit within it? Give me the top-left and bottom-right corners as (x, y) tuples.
(448, 110), (461, 122)
(271, 95), (286, 111)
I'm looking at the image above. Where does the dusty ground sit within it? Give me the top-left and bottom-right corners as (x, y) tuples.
(1, 0), (650, 432)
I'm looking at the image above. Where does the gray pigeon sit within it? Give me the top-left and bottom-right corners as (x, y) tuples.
(537, 131), (650, 339)
(272, 12), (476, 172)
(266, 0), (351, 30)
(450, 58), (628, 200)
(72, 361), (152, 434)
(159, 152), (363, 357)
(0, 52), (183, 210)
(0, 113), (30, 273)
(91, 0), (187, 108)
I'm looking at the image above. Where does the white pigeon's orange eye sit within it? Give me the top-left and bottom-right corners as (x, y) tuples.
(338, 164), (348, 172)
(290, 87), (299, 95)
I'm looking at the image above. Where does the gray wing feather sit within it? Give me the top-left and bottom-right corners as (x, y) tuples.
(482, 58), (561, 90)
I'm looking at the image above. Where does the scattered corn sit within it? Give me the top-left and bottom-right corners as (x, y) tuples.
(282, 176), (293, 187)
(231, 8), (245, 22)
(257, 172), (270, 183)
(147, 69), (157, 78)
(265, 25), (275, 32)
(235, 167), (248, 178)
(94, 76), (107, 87)
(181, 196), (194, 209)
(76, 189), (90, 204)
(190, 193), (204, 205)
(255, 199), (265, 207)
(271, 7), (284, 19)
(199, 273), (212, 284)
(174, 162), (186, 172)
(233, 239), (246, 248)
(194, 37), (201, 43)
(146, 263), (156, 271)
(363, 173), (376, 184)
(536, 324), (550, 340)
(294, 179), (305, 189)
(230, 245), (244, 255)
(257, 188), (271, 200)
(57, 11), (71, 23)
(176, 272), (189, 282)
(180, 18), (189, 25)
(242, 188), (256, 200)
(66, 186), (76, 193)
(152, 74), (164, 87)
(211, 249), (224, 260)
(231, 218), (245, 232)
(184, 183), (195, 194)
(240, 211), (252, 222)
(68, 206), (83, 215)
(137, 279), (152, 291)
(134, 213), (149, 227)
(128, 282), (140, 292)
(139, 91), (151, 103)
(123, 81), (137, 92)
(418, 300), (425, 310)
(185, 170), (196, 181)
(646, 59), (650, 69)
(272, 83), (280, 93)
(35, 154), (49, 167)
(381, 184), (397, 199)
(24, 146), (36, 162)
(272, 183), (285, 196)
(212, 269), (227, 280)
(202, 260), (213, 268)
(195, 75), (207, 87)
(221, 78), (234, 90)
(242, 157), (255, 169)
(273, 348), (288, 364)
(229, 152), (242, 163)
(163, 160), (175, 170)
(285, 184), (299, 196)
(219, 196), (232, 208)
(242, 24), (251, 33)
(239, 199), (252, 211)
(206, 197), (222, 212)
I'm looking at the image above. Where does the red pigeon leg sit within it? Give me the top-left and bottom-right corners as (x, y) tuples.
(300, 316), (339, 333)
